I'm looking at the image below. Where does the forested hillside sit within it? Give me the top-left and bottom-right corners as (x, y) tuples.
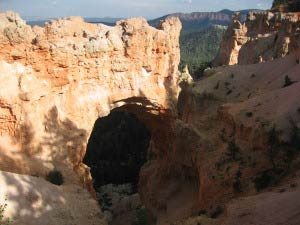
(148, 10), (255, 79)
(272, 0), (300, 11)
(272, 0), (288, 8)
(179, 26), (226, 79)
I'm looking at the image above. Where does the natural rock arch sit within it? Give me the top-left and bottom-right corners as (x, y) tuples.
(0, 11), (181, 194)
(82, 96), (176, 190)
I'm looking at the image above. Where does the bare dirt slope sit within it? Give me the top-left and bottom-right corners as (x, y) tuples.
(141, 52), (300, 224)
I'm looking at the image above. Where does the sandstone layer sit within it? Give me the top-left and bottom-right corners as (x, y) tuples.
(0, 11), (181, 224)
(213, 11), (300, 66)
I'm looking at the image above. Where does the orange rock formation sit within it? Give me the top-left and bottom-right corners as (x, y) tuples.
(0, 11), (181, 225)
(213, 11), (300, 66)
(0, 11), (181, 181)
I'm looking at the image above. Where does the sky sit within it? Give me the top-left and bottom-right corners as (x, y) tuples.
(0, 0), (273, 20)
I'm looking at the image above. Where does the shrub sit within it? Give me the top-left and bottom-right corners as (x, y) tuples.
(198, 92), (218, 101)
(132, 205), (151, 225)
(214, 81), (220, 90)
(283, 119), (300, 163)
(289, 119), (300, 150)
(46, 169), (64, 185)
(226, 89), (232, 95)
(267, 127), (280, 168)
(233, 170), (242, 193)
(210, 206), (223, 218)
(233, 179), (242, 193)
(0, 198), (13, 225)
(226, 141), (240, 161)
(224, 81), (230, 86)
(246, 112), (253, 118)
(289, 1), (300, 11)
(272, 0), (287, 7)
(198, 210), (207, 216)
(283, 75), (294, 88)
(254, 169), (281, 191)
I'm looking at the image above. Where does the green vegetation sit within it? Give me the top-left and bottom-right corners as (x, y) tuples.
(290, 119), (300, 150)
(283, 75), (294, 87)
(132, 205), (151, 225)
(254, 169), (279, 191)
(233, 170), (242, 193)
(272, 0), (300, 11)
(267, 127), (281, 168)
(285, 119), (300, 162)
(0, 198), (13, 225)
(46, 169), (64, 186)
(226, 141), (240, 161)
(246, 112), (253, 118)
(210, 206), (223, 218)
(179, 26), (226, 79)
(256, 122), (300, 191)
(272, 0), (288, 8)
(266, 123), (299, 168)
(288, 1), (300, 11)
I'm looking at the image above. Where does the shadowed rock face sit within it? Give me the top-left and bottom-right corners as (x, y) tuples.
(83, 111), (150, 187)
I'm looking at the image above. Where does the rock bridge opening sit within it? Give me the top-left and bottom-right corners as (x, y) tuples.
(83, 110), (151, 190)
(82, 97), (175, 223)
(82, 99), (156, 224)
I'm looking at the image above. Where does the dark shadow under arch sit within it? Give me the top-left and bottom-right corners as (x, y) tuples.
(83, 110), (151, 188)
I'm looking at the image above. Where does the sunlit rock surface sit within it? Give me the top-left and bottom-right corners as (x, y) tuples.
(0, 171), (107, 225)
(0, 11), (181, 225)
(0, 10), (181, 180)
(213, 11), (300, 66)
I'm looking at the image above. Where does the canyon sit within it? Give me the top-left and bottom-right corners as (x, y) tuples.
(0, 5), (300, 225)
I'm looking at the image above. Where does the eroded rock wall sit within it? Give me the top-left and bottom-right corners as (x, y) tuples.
(0, 11), (181, 188)
(213, 11), (300, 66)
(140, 54), (300, 224)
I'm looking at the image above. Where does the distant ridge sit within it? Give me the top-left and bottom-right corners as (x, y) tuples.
(149, 9), (262, 33)
(25, 9), (262, 29)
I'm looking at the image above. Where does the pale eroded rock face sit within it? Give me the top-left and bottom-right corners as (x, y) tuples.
(213, 11), (300, 66)
(0, 171), (107, 225)
(0, 11), (181, 223)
